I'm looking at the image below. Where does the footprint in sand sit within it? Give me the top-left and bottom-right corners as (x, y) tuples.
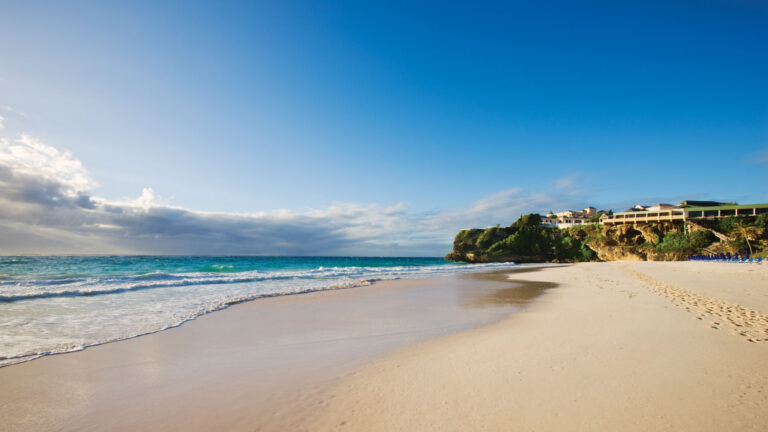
(622, 267), (768, 344)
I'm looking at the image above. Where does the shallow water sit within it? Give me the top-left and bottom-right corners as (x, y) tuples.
(0, 256), (518, 366)
(0, 266), (557, 432)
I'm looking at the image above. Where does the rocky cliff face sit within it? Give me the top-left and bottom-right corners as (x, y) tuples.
(447, 218), (724, 263)
(581, 223), (680, 261)
(446, 214), (597, 263)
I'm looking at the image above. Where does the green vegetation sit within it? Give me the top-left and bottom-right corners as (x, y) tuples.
(446, 214), (768, 263)
(446, 214), (598, 263)
(653, 231), (715, 255)
(695, 214), (767, 256)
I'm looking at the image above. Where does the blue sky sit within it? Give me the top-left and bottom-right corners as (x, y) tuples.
(0, 1), (766, 255)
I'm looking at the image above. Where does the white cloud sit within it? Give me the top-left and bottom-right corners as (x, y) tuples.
(0, 133), (592, 256)
(0, 134), (96, 194)
(132, 187), (158, 209)
(0, 115), (4, 129)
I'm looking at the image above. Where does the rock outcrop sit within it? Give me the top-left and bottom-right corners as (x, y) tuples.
(446, 215), (742, 263)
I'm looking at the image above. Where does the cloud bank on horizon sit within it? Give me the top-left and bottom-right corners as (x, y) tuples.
(0, 132), (587, 256)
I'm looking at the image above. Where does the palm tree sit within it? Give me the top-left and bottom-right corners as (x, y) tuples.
(734, 220), (761, 255)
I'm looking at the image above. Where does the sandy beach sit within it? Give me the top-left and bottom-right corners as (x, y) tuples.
(0, 268), (546, 432)
(303, 262), (768, 431)
(2, 262), (767, 431)
(2, 2), (765, 431)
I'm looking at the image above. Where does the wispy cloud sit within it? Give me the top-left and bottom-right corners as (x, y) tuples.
(0, 134), (591, 256)
(550, 174), (588, 197)
(428, 188), (583, 231)
(553, 175), (576, 189)
(0, 105), (23, 130)
(749, 148), (768, 164)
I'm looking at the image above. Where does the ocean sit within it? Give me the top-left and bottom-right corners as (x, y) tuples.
(0, 256), (516, 367)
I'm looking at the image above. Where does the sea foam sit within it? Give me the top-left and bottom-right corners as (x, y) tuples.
(0, 257), (517, 367)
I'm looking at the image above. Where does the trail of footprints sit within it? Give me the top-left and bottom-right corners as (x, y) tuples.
(623, 267), (768, 343)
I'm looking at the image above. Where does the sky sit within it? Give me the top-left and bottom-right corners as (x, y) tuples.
(0, 0), (766, 256)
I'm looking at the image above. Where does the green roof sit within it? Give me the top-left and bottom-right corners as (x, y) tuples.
(684, 203), (768, 211)
(607, 203), (768, 217)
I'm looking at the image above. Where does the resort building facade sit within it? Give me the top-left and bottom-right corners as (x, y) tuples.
(542, 207), (599, 228)
(601, 202), (768, 225)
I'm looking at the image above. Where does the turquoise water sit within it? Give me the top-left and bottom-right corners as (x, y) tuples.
(0, 256), (516, 366)
(0, 256), (455, 281)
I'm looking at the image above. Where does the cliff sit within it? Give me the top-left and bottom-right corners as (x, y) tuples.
(446, 214), (768, 263)
(445, 214), (597, 263)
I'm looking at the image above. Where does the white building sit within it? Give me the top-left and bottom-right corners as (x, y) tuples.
(544, 207), (597, 228)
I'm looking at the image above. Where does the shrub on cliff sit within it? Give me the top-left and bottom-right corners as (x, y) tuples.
(487, 225), (549, 258)
(447, 214), (598, 263)
(702, 215), (767, 237)
(688, 230), (716, 248)
(552, 235), (597, 262)
(449, 214), (766, 263)
(654, 230), (715, 255)
(453, 229), (484, 254)
(511, 213), (542, 228)
(476, 226), (509, 249)
(754, 214), (768, 229)
(714, 216), (748, 235)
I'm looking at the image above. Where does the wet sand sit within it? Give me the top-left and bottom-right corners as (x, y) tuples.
(0, 266), (554, 432)
(6, 262), (766, 432)
(303, 262), (768, 431)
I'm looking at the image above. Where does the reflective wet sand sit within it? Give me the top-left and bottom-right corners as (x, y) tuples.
(0, 266), (557, 432)
(303, 262), (768, 432)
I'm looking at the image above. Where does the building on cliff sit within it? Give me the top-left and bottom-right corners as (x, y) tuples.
(542, 207), (600, 228)
(601, 202), (768, 225)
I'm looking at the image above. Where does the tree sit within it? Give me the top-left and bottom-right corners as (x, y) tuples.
(734, 220), (761, 255)
(511, 213), (542, 228)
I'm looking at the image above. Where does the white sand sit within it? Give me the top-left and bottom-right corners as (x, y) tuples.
(2, 262), (766, 431)
(0, 272), (537, 432)
(302, 262), (768, 431)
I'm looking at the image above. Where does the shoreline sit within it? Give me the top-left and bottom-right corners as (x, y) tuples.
(302, 261), (768, 431)
(0, 260), (525, 369)
(3, 261), (766, 431)
(0, 266), (552, 432)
